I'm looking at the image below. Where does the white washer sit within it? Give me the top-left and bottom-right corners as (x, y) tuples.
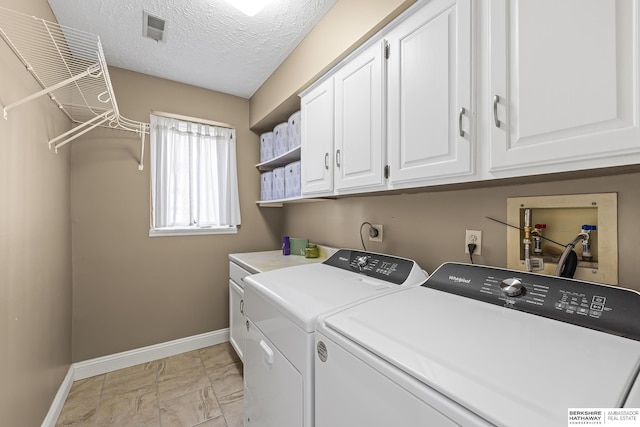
(242, 249), (428, 427)
(315, 262), (640, 427)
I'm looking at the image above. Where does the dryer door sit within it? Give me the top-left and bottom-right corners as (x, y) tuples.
(244, 320), (303, 427)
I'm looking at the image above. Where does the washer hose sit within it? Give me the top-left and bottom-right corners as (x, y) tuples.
(555, 233), (588, 278)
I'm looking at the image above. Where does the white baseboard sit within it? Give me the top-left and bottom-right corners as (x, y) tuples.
(74, 328), (229, 380)
(41, 329), (229, 427)
(41, 366), (74, 427)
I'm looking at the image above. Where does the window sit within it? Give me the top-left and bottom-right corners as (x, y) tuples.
(149, 113), (241, 236)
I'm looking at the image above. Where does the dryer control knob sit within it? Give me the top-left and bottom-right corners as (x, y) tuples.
(500, 278), (523, 297)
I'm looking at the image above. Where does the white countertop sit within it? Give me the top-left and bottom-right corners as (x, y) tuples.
(229, 246), (337, 274)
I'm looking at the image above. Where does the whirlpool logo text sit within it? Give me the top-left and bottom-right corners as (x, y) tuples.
(448, 275), (471, 284)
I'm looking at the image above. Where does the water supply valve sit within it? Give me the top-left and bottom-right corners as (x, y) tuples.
(533, 224), (546, 255)
(581, 225), (597, 261)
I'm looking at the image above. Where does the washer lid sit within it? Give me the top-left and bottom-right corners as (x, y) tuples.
(322, 286), (640, 427)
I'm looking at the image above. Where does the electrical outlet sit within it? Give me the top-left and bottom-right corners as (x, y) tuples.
(369, 224), (383, 242)
(465, 229), (482, 255)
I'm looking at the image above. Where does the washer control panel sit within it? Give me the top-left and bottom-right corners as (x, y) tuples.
(323, 249), (415, 285)
(423, 262), (640, 341)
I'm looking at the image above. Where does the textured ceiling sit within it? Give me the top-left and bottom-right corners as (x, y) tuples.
(47, 0), (336, 99)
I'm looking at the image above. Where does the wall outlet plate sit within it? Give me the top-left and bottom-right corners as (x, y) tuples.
(465, 229), (482, 255)
(369, 224), (383, 242)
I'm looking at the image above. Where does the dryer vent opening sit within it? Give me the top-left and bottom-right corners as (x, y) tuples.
(143, 11), (167, 42)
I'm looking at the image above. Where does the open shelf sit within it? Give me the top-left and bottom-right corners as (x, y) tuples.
(256, 196), (330, 208)
(256, 146), (301, 171)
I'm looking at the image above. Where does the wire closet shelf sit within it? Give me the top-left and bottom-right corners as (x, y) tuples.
(0, 6), (148, 170)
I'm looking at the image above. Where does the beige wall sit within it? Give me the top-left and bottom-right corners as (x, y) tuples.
(283, 170), (640, 292)
(249, 0), (416, 131)
(70, 68), (283, 361)
(0, 0), (73, 425)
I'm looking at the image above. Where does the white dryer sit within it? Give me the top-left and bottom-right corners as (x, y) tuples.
(315, 262), (640, 427)
(242, 249), (428, 427)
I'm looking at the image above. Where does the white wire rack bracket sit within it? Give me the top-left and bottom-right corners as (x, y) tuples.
(0, 6), (149, 170)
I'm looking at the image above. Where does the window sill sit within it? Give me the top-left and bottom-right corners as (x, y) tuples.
(149, 226), (238, 237)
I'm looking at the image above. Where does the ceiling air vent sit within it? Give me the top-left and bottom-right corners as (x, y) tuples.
(143, 11), (167, 42)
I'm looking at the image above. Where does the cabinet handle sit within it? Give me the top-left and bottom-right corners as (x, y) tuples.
(458, 107), (465, 137)
(336, 149), (341, 168)
(240, 299), (244, 315)
(324, 152), (329, 170)
(259, 339), (274, 367)
(493, 95), (501, 128)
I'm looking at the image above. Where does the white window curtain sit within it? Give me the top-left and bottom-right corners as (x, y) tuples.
(150, 114), (241, 232)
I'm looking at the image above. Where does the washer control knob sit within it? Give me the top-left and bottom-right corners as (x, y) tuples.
(356, 255), (369, 269)
(500, 278), (523, 297)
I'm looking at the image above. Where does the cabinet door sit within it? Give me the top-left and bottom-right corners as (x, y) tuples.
(229, 279), (244, 361)
(489, 0), (640, 175)
(333, 41), (386, 192)
(387, 0), (472, 185)
(301, 78), (334, 196)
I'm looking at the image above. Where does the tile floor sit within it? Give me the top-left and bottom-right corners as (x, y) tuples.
(55, 342), (243, 427)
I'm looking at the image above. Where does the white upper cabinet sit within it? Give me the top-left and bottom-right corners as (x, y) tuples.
(387, 0), (473, 186)
(333, 41), (386, 193)
(301, 78), (334, 196)
(301, 40), (386, 196)
(489, 0), (640, 175)
(294, 0), (640, 203)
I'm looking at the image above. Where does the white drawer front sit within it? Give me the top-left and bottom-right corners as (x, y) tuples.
(229, 261), (251, 287)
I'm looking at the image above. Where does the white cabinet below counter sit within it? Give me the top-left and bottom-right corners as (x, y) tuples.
(228, 263), (250, 361)
(228, 248), (336, 361)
